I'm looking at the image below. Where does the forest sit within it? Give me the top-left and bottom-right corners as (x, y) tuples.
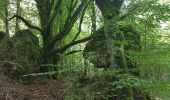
(0, 0), (170, 100)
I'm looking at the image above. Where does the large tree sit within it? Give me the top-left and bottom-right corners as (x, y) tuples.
(9, 0), (93, 71)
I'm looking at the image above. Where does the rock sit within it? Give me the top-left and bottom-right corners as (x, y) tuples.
(83, 25), (141, 68)
(0, 29), (40, 81)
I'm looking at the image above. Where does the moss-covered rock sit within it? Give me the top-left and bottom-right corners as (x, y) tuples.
(82, 26), (152, 100)
(0, 29), (40, 81)
(83, 25), (141, 69)
(0, 32), (12, 61)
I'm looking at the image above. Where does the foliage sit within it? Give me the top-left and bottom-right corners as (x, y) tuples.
(0, 0), (170, 99)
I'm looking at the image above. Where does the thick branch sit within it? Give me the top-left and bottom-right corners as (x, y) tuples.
(47, 0), (62, 27)
(72, 8), (85, 42)
(9, 15), (42, 32)
(54, 34), (94, 54)
(51, 0), (91, 49)
(49, 0), (55, 12)
(67, 0), (78, 19)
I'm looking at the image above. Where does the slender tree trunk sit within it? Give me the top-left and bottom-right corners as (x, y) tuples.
(144, 22), (147, 51)
(91, 1), (96, 33)
(15, 0), (21, 32)
(4, 0), (9, 36)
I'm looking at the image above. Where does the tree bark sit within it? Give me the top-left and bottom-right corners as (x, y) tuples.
(95, 0), (124, 68)
(104, 18), (118, 68)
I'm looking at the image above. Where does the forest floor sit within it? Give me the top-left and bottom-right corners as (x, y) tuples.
(0, 73), (66, 100)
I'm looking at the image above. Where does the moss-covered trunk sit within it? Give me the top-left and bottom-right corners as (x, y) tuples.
(95, 0), (134, 99)
(95, 0), (123, 68)
(34, 0), (90, 73)
(35, 0), (58, 68)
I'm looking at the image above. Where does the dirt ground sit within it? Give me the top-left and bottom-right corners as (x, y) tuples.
(0, 73), (66, 100)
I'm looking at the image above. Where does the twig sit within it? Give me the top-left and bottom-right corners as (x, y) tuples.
(0, 61), (23, 69)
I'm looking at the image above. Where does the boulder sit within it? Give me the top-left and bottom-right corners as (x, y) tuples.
(0, 29), (40, 81)
(83, 25), (141, 68)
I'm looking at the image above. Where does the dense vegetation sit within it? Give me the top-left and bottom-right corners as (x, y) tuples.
(0, 0), (170, 99)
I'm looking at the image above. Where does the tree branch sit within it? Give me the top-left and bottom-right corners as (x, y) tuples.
(50, 0), (91, 49)
(49, 0), (55, 12)
(72, 8), (86, 42)
(67, 0), (78, 19)
(0, 61), (23, 69)
(65, 50), (82, 56)
(54, 34), (94, 54)
(119, 0), (147, 21)
(47, 0), (62, 27)
(9, 15), (42, 32)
